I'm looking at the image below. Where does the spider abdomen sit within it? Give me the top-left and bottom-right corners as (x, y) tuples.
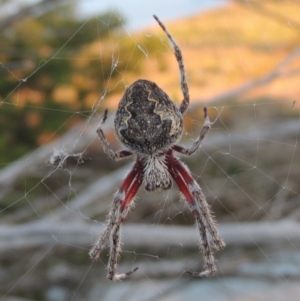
(115, 79), (183, 154)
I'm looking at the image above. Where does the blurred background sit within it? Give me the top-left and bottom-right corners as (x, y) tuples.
(0, 0), (300, 300)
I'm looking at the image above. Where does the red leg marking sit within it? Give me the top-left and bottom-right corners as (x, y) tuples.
(119, 159), (144, 219)
(120, 171), (143, 213)
(170, 168), (194, 202)
(119, 160), (142, 192)
(166, 151), (194, 203)
(173, 157), (193, 184)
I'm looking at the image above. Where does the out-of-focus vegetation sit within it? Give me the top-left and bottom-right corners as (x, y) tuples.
(1, 3), (122, 161)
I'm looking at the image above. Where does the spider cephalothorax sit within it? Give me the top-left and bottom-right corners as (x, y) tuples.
(90, 15), (225, 281)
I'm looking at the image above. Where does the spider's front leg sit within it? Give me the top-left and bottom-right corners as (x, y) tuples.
(89, 172), (133, 261)
(169, 165), (216, 277)
(166, 150), (224, 277)
(90, 160), (144, 281)
(175, 160), (225, 251)
(107, 169), (143, 281)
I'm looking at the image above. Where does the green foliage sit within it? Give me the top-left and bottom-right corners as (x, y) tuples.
(0, 3), (128, 164)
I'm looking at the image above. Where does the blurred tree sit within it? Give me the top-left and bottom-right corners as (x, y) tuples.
(0, 1), (126, 163)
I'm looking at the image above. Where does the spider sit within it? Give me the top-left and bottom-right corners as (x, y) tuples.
(89, 15), (225, 281)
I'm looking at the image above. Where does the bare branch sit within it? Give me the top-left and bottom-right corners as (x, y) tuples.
(0, 115), (112, 195)
(0, 220), (299, 253)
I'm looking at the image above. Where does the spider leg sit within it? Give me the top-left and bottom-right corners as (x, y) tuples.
(90, 159), (144, 281)
(174, 159), (225, 251)
(172, 107), (211, 156)
(171, 108), (224, 249)
(108, 221), (139, 281)
(166, 154), (216, 277)
(153, 15), (190, 115)
(108, 167), (144, 281)
(97, 109), (133, 160)
(89, 195), (120, 259)
(89, 161), (141, 259)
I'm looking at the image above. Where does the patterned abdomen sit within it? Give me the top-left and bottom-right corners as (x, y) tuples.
(114, 79), (183, 154)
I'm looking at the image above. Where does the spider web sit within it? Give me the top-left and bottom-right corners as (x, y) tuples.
(1, 1), (300, 301)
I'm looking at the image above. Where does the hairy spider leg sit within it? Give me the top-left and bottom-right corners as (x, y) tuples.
(172, 108), (211, 156)
(171, 108), (224, 249)
(173, 158), (225, 250)
(166, 151), (216, 277)
(89, 160), (142, 260)
(108, 165), (144, 281)
(97, 109), (133, 161)
(153, 15), (190, 115)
